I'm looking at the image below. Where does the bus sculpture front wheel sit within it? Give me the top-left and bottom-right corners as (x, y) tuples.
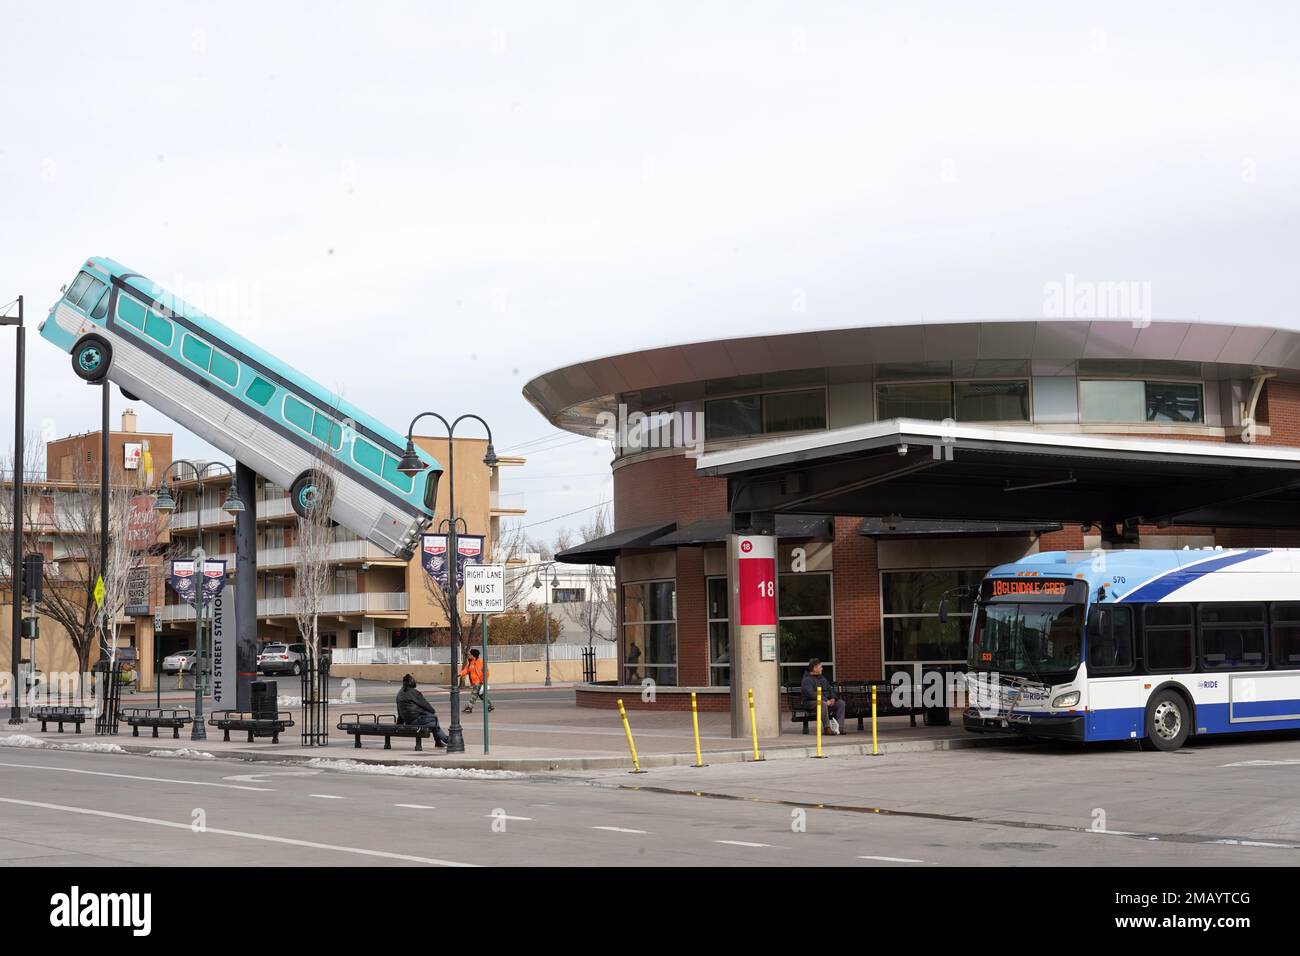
(1142, 689), (1191, 752)
(290, 470), (332, 519)
(71, 334), (113, 383)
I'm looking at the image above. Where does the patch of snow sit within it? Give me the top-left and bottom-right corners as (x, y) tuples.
(303, 757), (525, 779)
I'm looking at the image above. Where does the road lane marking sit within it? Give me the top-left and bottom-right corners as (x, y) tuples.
(309, 794), (344, 800)
(395, 804), (436, 810)
(714, 840), (772, 848)
(1221, 759), (1300, 767)
(223, 771), (321, 783)
(592, 826), (649, 834)
(0, 796), (474, 866)
(489, 814), (532, 821)
(0, 761), (273, 792)
(1206, 839), (1300, 849)
(858, 855), (923, 863)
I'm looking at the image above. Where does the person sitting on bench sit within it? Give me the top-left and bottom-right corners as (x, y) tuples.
(396, 673), (450, 747)
(802, 658), (846, 735)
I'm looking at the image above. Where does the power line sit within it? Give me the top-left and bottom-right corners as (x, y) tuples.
(512, 499), (610, 530)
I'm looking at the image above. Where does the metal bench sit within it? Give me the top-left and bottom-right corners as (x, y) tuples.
(337, 713), (436, 751)
(29, 705), (91, 734)
(121, 707), (194, 739)
(782, 680), (918, 733)
(209, 710), (295, 743)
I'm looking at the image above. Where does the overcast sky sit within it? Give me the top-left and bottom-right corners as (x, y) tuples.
(2, 1), (1298, 543)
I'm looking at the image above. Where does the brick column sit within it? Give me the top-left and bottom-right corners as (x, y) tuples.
(674, 546), (708, 686)
(831, 517), (880, 681)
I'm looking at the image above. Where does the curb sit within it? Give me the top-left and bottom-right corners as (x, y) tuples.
(1, 727), (1024, 773)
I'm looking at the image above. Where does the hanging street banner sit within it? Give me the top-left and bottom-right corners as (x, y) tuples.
(421, 534), (485, 590)
(168, 559), (229, 607)
(125, 566), (150, 616)
(464, 564), (506, 614)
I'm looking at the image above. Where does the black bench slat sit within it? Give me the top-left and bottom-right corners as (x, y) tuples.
(336, 713), (433, 751)
(29, 705), (91, 734)
(209, 710), (295, 744)
(121, 707), (195, 739)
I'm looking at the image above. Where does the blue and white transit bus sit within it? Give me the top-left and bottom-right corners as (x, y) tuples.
(39, 257), (441, 560)
(960, 548), (1300, 751)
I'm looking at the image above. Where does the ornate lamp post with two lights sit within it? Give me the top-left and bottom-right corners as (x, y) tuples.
(396, 414), (497, 755)
(151, 460), (244, 741)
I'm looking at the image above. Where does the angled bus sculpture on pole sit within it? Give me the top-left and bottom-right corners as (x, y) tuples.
(38, 257), (445, 559)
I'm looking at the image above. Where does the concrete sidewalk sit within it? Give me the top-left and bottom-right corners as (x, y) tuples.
(1, 692), (1019, 771)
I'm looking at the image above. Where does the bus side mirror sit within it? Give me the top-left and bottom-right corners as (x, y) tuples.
(937, 598), (949, 624)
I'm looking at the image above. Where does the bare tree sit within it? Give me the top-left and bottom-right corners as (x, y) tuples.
(98, 483), (167, 682)
(421, 521), (541, 644)
(555, 508), (617, 646)
(292, 449), (337, 667)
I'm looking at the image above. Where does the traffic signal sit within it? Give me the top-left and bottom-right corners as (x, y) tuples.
(21, 553), (43, 604)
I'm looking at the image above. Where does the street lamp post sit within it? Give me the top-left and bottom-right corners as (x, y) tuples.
(533, 562), (560, 687)
(151, 460), (245, 741)
(397, 413), (497, 755)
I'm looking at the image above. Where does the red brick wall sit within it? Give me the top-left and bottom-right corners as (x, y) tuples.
(1259, 381), (1300, 446)
(674, 546), (709, 686)
(613, 454), (728, 530)
(831, 516), (879, 681)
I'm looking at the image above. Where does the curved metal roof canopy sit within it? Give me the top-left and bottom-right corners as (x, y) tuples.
(696, 420), (1300, 531)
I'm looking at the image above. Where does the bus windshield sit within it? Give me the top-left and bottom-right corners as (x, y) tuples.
(968, 601), (1084, 677)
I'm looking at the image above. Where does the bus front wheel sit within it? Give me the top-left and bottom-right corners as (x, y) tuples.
(72, 335), (112, 383)
(290, 470), (332, 519)
(1141, 689), (1191, 752)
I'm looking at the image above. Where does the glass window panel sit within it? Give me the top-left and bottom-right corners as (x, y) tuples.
(246, 377), (275, 406)
(1079, 380), (1144, 422)
(876, 382), (953, 420)
(1201, 626), (1266, 669)
(1146, 628), (1193, 671)
(709, 620), (730, 676)
(762, 389), (826, 433)
(779, 618), (832, 669)
(882, 569), (965, 615)
(622, 584), (646, 625)
(1145, 382), (1203, 423)
(210, 350), (238, 386)
(284, 396), (314, 432)
(954, 381), (1029, 421)
(66, 273), (92, 305)
(89, 289), (109, 320)
(1274, 603), (1300, 623)
(704, 395), (762, 440)
(1273, 625), (1300, 667)
(778, 573), (831, 617)
(1146, 605), (1192, 628)
(353, 437), (384, 475)
(644, 622), (677, 665)
(311, 412), (335, 445)
(76, 278), (106, 308)
(647, 581), (675, 621)
(883, 616), (968, 663)
(143, 310), (173, 345)
(1088, 606), (1133, 671)
(182, 335), (212, 370)
(117, 297), (146, 330)
(1032, 376), (1078, 423)
(381, 455), (414, 493)
(707, 577), (728, 620)
(1200, 604), (1265, 624)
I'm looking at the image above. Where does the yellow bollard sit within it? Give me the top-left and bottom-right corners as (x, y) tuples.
(870, 684), (881, 757)
(617, 699), (646, 774)
(747, 688), (765, 762)
(813, 685), (826, 758)
(690, 691), (706, 768)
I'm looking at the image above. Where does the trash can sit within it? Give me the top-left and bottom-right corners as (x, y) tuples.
(251, 680), (278, 719)
(923, 706), (951, 726)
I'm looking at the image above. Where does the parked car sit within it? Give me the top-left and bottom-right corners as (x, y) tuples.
(161, 649), (198, 674)
(257, 642), (307, 676)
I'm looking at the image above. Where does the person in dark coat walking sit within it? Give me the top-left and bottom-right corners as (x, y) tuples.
(396, 673), (449, 747)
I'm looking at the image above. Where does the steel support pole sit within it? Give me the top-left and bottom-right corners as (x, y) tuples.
(445, 437), (464, 752)
(8, 304), (24, 724)
(234, 461), (258, 710)
(100, 382), (109, 694)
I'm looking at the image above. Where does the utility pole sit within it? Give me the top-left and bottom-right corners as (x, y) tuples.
(4, 296), (25, 724)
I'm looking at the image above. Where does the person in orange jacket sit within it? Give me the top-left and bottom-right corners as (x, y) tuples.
(459, 647), (493, 713)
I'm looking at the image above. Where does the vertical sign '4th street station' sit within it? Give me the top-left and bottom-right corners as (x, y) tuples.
(464, 564), (505, 614)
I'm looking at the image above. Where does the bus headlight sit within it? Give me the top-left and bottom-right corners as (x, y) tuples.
(1052, 691), (1080, 708)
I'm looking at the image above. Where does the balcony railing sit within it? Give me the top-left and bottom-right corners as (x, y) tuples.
(159, 591), (409, 622)
(169, 496), (296, 530)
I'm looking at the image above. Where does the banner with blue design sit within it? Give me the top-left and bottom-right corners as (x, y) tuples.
(422, 534), (484, 590)
(169, 559), (228, 607)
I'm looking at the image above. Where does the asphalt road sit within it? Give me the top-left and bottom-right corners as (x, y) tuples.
(2, 731), (1299, 866)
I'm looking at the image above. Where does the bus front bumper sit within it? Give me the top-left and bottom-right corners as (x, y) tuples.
(964, 708), (1085, 741)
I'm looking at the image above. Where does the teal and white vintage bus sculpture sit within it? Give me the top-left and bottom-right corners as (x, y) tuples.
(41, 257), (441, 560)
